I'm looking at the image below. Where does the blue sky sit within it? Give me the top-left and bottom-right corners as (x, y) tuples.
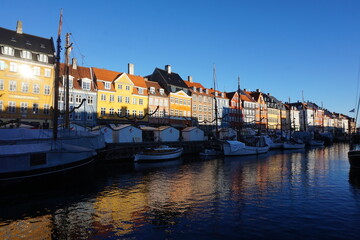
(1, 0), (360, 116)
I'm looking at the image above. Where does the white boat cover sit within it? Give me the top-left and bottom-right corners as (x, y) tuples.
(226, 140), (246, 152)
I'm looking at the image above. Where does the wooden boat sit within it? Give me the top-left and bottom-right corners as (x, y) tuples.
(283, 141), (305, 149)
(223, 139), (269, 156)
(134, 145), (183, 162)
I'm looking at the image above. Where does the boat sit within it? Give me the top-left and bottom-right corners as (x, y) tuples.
(200, 148), (223, 157)
(222, 139), (269, 156)
(134, 145), (183, 162)
(283, 140), (305, 149)
(308, 139), (324, 146)
(348, 149), (360, 169)
(264, 135), (283, 149)
(0, 11), (98, 183)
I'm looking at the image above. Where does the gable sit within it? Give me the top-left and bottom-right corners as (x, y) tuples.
(114, 73), (134, 85)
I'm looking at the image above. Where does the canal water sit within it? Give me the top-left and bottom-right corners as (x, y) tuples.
(1, 143), (360, 239)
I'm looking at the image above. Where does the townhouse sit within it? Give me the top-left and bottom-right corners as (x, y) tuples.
(0, 21), (55, 128)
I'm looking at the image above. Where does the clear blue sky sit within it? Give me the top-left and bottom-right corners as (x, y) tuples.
(1, 0), (360, 116)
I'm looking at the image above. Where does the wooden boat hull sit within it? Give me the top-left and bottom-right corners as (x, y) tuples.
(223, 141), (269, 156)
(0, 143), (97, 182)
(348, 150), (360, 168)
(134, 147), (183, 162)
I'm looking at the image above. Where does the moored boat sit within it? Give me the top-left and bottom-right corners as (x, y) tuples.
(283, 141), (305, 149)
(223, 140), (269, 156)
(308, 139), (325, 147)
(348, 150), (360, 169)
(134, 145), (183, 162)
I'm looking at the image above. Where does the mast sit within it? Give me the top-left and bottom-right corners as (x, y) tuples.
(53, 9), (63, 140)
(213, 65), (219, 139)
(64, 33), (72, 128)
(237, 76), (241, 139)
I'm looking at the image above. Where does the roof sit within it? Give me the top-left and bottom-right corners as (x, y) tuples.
(184, 80), (205, 89)
(148, 67), (189, 92)
(92, 67), (122, 92)
(145, 80), (168, 97)
(0, 26), (54, 63)
(59, 63), (96, 91)
(182, 127), (201, 132)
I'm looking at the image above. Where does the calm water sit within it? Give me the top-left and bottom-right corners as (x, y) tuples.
(1, 143), (360, 240)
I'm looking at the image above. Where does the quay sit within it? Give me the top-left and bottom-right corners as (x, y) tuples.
(97, 140), (209, 161)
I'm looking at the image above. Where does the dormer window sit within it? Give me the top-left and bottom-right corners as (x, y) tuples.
(38, 54), (48, 63)
(215, 92), (218, 97)
(193, 86), (196, 92)
(2, 46), (14, 56)
(159, 89), (164, 95)
(150, 87), (155, 94)
(206, 89), (209, 94)
(221, 93), (224, 97)
(105, 82), (111, 90)
(82, 79), (91, 90)
(138, 88), (144, 94)
(21, 50), (32, 59)
(199, 88), (203, 93)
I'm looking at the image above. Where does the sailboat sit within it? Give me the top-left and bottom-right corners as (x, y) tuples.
(222, 76), (269, 156)
(283, 101), (305, 149)
(0, 11), (98, 182)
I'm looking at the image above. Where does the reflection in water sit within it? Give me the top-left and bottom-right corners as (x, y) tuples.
(1, 143), (360, 239)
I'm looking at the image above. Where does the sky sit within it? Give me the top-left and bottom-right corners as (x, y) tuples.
(1, 0), (360, 117)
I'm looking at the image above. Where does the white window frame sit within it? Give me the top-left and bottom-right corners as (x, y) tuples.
(105, 82), (111, 90)
(44, 68), (51, 77)
(8, 101), (16, 113)
(9, 81), (16, 91)
(10, 62), (18, 72)
(44, 85), (50, 95)
(38, 54), (48, 63)
(21, 50), (32, 59)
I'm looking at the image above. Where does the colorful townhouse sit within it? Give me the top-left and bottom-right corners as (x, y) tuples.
(210, 88), (229, 128)
(0, 21), (55, 128)
(224, 91), (242, 130)
(240, 89), (257, 128)
(248, 90), (267, 131)
(145, 80), (169, 125)
(93, 65), (148, 125)
(147, 65), (192, 127)
(58, 60), (97, 127)
(184, 76), (213, 125)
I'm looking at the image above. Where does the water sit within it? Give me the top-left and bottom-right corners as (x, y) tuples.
(1, 143), (360, 239)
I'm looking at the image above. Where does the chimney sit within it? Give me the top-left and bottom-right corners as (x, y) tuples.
(128, 63), (134, 75)
(16, 21), (23, 34)
(165, 65), (171, 74)
(72, 58), (77, 69)
(188, 76), (193, 82)
(256, 89), (261, 92)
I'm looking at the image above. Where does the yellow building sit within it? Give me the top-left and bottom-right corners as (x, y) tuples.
(0, 21), (55, 127)
(92, 66), (148, 124)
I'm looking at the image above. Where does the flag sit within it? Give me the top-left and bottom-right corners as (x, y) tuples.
(349, 109), (355, 113)
(57, 9), (63, 37)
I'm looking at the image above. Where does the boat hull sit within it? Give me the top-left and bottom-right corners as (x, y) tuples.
(283, 142), (305, 149)
(223, 141), (269, 156)
(134, 147), (183, 162)
(348, 150), (360, 168)
(0, 143), (97, 182)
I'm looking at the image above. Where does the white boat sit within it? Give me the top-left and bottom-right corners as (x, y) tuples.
(264, 135), (283, 149)
(283, 141), (305, 149)
(134, 145), (183, 162)
(223, 140), (269, 156)
(0, 142), (96, 182)
(308, 139), (324, 146)
(200, 148), (222, 157)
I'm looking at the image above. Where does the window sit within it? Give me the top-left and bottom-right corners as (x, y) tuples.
(125, 97), (130, 104)
(33, 84), (40, 94)
(159, 99), (163, 106)
(138, 88), (143, 94)
(139, 111), (144, 117)
(10, 62), (18, 72)
(44, 85), (50, 95)
(117, 109), (122, 116)
(110, 95), (114, 102)
(118, 96), (122, 102)
(0, 61), (4, 70)
(9, 81), (16, 91)
(87, 113), (93, 120)
(38, 54), (48, 62)
(188, 100), (191, 105)
(82, 80), (90, 90)
(0, 79), (4, 90)
(179, 99), (183, 105)
(70, 94), (73, 103)
(101, 94), (106, 101)
(59, 92), (64, 102)
(44, 104), (50, 115)
(150, 87), (155, 94)
(20, 102), (28, 113)
(133, 98), (137, 104)
(8, 101), (16, 113)
(126, 85), (130, 91)
(159, 89), (164, 95)
(75, 113), (81, 120)
(126, 109), (130, 116)
(170, 110), (174, 116)
(132, 110), (137, 116)
(105, 82), (111, 89)
(21, 50), (32, 59)
(22, 82), (29, 93)
(101, 108), (106, 116)
(139, 99), (143, 105)
(0, 100), (3, 112)
(75, 95), (82, 103)
(87, 96), (93, 105)
(32, 103), (39, 114)
(175, 98), (178, 104)
(117, 84), (122, 89)
(44, 68), (51, 77)
(2, 46), (14, 55)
